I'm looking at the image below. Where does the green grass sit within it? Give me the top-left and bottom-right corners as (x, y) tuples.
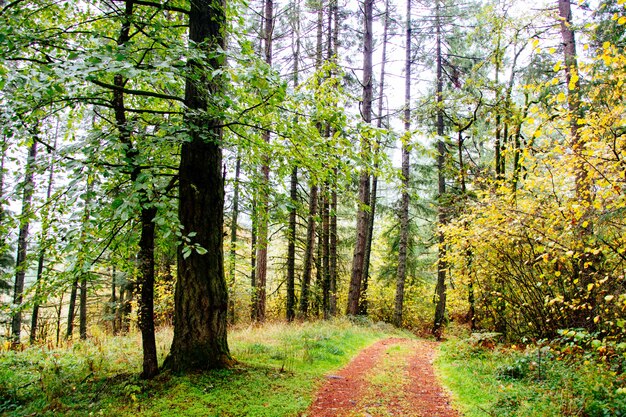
(435, 338), (626, 417)
(0, 318), (408, 417)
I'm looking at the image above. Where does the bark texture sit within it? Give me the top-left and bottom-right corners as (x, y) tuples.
(164, 0), (231, 372)
(11, 139), (37, 345)
(394, 0), (411, 328)
(346, 0), (373, 316)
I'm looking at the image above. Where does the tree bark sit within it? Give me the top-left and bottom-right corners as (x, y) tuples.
(394, 0), (411, 328)
(299, 185), (318, 318)
(558, 0), (586, 199)
(66, 278), (78, 339)
(433, 0), (448, 339)
(164, 0), (231, 372)
(31, 127), (57, 344)
(253, 0), (274, 323)
(228, 154), (241, 324)
(11, 139), (37, 346)
(138, 206), (158, 377)
(286, 166), (297, 321)
(346, 0), (373, 316)
(78, 175), (93, 341)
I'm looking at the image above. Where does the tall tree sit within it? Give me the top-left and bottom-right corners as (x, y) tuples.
(253, 0), (274, 323)
(10, 137), (37, 346)
(164, 0), (231, 372)
(347, 0), (374, 316)
(286, 2), (301, 321)
(432, 0), (448, 338)
(229, 153), (241, 323)
(394, 0), (411, 328)
(31, 128), (58, 344)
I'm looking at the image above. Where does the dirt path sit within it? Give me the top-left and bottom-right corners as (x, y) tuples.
(307, 338), (459, 417)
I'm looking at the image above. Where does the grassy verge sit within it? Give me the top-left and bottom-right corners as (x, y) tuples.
(0, 318), (408, 417)
(435, 338), (626, 417)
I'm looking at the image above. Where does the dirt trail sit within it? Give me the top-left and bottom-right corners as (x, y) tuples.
(307, 338), (459, 417)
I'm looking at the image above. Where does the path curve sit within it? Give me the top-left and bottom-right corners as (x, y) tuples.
(307, 338), (459, 417)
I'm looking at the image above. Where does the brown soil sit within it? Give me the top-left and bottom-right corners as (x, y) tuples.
(306, 338), (459, 417)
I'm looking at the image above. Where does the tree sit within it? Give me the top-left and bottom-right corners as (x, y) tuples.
(347, 0), (374, 316)
(394, 0), (411, 328)
(432, 0), (448, 339)
(164, 0), (232, 372)
(10, 137), (37, 346)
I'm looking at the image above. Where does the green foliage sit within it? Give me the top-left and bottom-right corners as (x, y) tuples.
(437, 339), (626, 417)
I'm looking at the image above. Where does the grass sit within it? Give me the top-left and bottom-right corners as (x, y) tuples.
(0, 318), (409, 417)
(435, 338), (626, 417)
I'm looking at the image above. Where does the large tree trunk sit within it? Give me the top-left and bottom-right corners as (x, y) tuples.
(164, 0), (231, 372)
(11, 139), (37, 346)
(346, 0), (373, 316)
(433, 0), (448, 339)
(394, 0), (411, 328)
(138, 206), (158, 378)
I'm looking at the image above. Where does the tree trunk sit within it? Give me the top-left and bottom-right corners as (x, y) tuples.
(433, 0), (448, 339)
(394, 0), (411, 328)
(298, 185), (318, 318)
(78, 175), (93, 341)
(322, 190), (330, 319)
(66, 278), (78, 339)
(79, 277), (87, 339)
(558, 0), (586, 199)
(138, 206), (158, 378)
(328, 0), (339, 317)
(11, 139), (37, 346)
(253, 0), (274, 323)
(250, 198), (257, 320)
(228, 154), (241, 324)
(164, 0), (231, 372)
(286, 166), (297, 321)
(0, 135), (7, 249)
(31, 128), (58, 344)
(346, 0), (373, 316)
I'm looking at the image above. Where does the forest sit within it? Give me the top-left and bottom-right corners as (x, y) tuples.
(1, 0), (626, 415)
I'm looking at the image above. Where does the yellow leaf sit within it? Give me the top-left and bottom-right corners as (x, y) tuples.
(553, 61), (562, 72)
(588, 283), (594, 291)
(549, 47), (557, 54)
(582, 221), (589, 228)
(619, 16), (626, 25)
(557, 92), (566, 102)
(555, 271), (562, 277)
(606, 295), (615, 302)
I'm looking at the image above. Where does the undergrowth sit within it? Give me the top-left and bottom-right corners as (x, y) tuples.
(0, 318), (406, 417)
(436, 335), (626, 417)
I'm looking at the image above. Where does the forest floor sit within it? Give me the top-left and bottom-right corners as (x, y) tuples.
(307, 338), (459, 417)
